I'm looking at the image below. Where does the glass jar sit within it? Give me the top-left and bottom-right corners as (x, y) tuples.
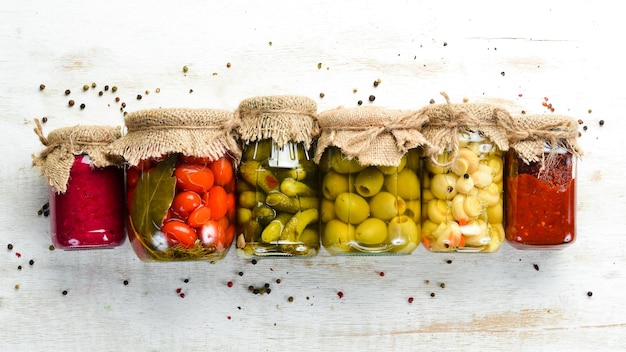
(319, 147), (422, 255)
(505, 144), (577, 248)
(236, 139), (319, 257)
(421, 130), (505, 252)
(126, 153), (236, 261)
(49, 154), (125, 249)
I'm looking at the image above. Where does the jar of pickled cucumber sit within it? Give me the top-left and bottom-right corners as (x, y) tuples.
(32, 119), (126, 250)
(420, 97), (509, 252)
(235, 96), (320, 258)
(504, 114), (582, 249)
(314, 106), (429, 255)
(108, 108), (241, 261)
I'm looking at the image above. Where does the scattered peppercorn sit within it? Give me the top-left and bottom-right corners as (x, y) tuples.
(227, 281), (233, 288)
(183, 278), (189, 283)
(368, 95), (376, 102)
(179, 293), (186, 298)
(17, 265), (22, 270)
(123, 280), (129, 286)
(446, 259), (452, 264)
(176, 288), (182, 294)
(319, 92), (325, 98)
(253, 288), (260, 294)
(29, 259), (34, 266)
(42, 117), (48, 123)
(264, 283), (270, 288)
(68, 100), (75, 106)
(583, 126), (588, 131)
(83, 84), (89, 91)
(353, 88), (358, 93)
(578, 119), (583, 125)
(501, 72), (505, 76)
(424, 280), (430, 284)
(357, 100), (363, 105)
(379, 272), (385, 277)
(39, 84), (46, 90)
(337, 291), (344, 299)
(443, 42), (448, 46)
(288, 296), (294, 302)
(599, 120), (605, 126)
(155, 88), (161, 93)
(276, 279), (281, 284)
(15, 284), (19, 290)
(145, 90), (150, 95)
(15, 252), (21, 258)
(115, 97), (120, 103)
(98, 91), (103, 96)
(183, 65), (189, 73)
(7, 243), (13, 250)
(80, 103), (86, 109)
(91, 82), (96, 88)
(226, 62), (232, 68)
(62, 290), (68, 295)
(429, 99), (435, 104)
(317, 63), (322, 69)
(440, 283), (446, 288)
(49, 245), (55, 251)
(121, 102), (126, 108)
(136, 94), (142, 100)
(238, 271), (244, 276)
(248, 285), (254, 292)
(65, 89), (71, 95)
(111, 86), (118, 92)
(463, 97), (469, 103)
(373, 79), (381, 87)
(430, 292), (436, 297)
(37, 209), (43, 216)
(408, 297), (414, 303)
(189, 89), (193, 94)
(43, 210), (50, 217)
(266, 288), (272, 294)
(533, 264), (540, 271)
(587, 291), (593, 297)
(251, 259), (257, 265)
(104, 85), (109, 91)
(588, 109), (592, 114)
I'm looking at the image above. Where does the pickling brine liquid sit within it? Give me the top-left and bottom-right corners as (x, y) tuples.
(236, 139), (320, 258)
(319, 147), (422, 255)
(421, 131), (505, 252)
(505, 150), (577, 248)
(50, 155), (126, 249)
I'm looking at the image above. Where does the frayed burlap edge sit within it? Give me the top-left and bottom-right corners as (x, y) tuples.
(236, 95), (319, 148)
(107, 108), (242, 166)
(31, 119), (123, 193)
(313, 106), (430, 167)
(420, 92), (510, 166)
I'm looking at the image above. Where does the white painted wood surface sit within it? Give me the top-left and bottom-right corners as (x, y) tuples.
(1, 1), (624, 351)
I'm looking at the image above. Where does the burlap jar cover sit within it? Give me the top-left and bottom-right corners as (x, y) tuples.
(236, 95), (319, 147)
(107, 108), (241, 165)
(32, 119), (122, 193)
(313, 106), (430, 166)
(419, 93), (510, 165)
(503, 113), (583, 165)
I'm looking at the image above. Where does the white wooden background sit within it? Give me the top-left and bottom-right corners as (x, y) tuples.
(1, 1), (624, 351)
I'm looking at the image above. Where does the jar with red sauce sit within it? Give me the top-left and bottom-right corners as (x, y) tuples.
(420, 97), (510, 252)
(32, 120), (126, 250)
(504, 114), (582, 249)
(235, 96), (320, 258)
(108, 109), (241, 261)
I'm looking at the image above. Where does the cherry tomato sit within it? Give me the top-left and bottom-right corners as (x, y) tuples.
(187, 206), (212, 228)
(223, 224), (236, 248)
(126, 167), (140, 188)
(171, 191), (202, 219)
(199, 220), (224, 247)
(206, 185), (228, 220)
(161, 220), (197, 248)
(181, 155), (213, 166)
(174, 164), (215, 193)
(209, 157), (234, 186)
(226, 192), (236, 222)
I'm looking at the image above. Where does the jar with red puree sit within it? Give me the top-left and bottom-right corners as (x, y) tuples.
(419, 94), (510, 252)
(235, 96), (320, 258)
(32, 119), (125, 250)
(314, 106), (429, 255)
(504, 114), (582, 249)
(108, 109), (241, 261)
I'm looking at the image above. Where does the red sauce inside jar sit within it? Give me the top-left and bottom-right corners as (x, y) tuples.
(49, 155), (126, 249)
(505, 153), (576, 248)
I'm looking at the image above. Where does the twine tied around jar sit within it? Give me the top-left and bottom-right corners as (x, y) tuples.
(31, 119), (122, 193)
(107, 108), (241, 166)
(420, 92), (510, 167)
(498, 113), (583, 165)
(236, 95), (319, 148)
(313, 106), (430, 167)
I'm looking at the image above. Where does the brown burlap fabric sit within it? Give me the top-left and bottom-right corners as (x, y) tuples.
(420, 93), (510, 166)
(313, 106), (430, 167)
(236, 95), (319, 148)
(107, 108), (241, 166)
(32, 119), (122, 193)
(501, 113), (582, 164)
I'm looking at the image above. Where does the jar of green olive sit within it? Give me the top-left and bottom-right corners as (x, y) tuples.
(235, 96), (320, 258)
(314, 106), (429, 255)
(420, 97), (509, 252)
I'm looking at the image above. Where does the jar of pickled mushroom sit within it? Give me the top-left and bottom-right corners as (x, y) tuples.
(420, 95), (509, 252)
(235, 96), (320, 258)
(32, 119), (126, 250)
(504, 114), (582, 249)
(107, 108), (241, 261)
(314, 106), (429, 255)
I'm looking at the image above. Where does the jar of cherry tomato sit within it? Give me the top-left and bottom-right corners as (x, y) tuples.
(32, 119), (126, 250)
(314, 106), (429, 255)
(420, 95), (509, 252)
(108, 109), (241, 261)
(504, 114), (582, 249)
(235, 96), (320, 258)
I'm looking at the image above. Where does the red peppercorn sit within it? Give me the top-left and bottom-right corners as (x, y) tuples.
(227, 281), (233, 288)
(179, 293), (186, 298)
(408, 297), (414, 303)
(176, 288), (182, 293)
(337, 291), (344, 298)
(379, 272), (385, 277)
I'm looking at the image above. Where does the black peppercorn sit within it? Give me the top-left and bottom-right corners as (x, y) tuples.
(29, 259), (34, 265)
(136, 94), (142, 100)
(587, 291), (593, 297)
(123, 280), (129, 286)
(238, 271), (243, 276)
(368, 95), (375, 102)
(65, 89), (71, 95)
(7, 243), (13, 250)
(80, 103), (86, 110)
(62, 290), (68, 295)
(599, 120), (605, 126)
(42, 117), (48, 123)
(357, 100), (363, 105)
(251, 259), (257, 265)
(104, 85), (109, 91)
(39, 84), (46, 90)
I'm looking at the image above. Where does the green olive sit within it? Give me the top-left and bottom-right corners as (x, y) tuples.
(383, 168), (421, 200)
(322, 219), (355, 252)
(404, 200), (421, 224)
(322, 171), (352, 200)
(387, 215), (420, 252)
(320, 198), (336, 223)
(331, 151), (366, 174)
(378, 154), (407, 175)
(355, 218), (387, 245)
(334, 192), (369, 224)
(354, 167), (384, 197)
(369, 192), (406, 221)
